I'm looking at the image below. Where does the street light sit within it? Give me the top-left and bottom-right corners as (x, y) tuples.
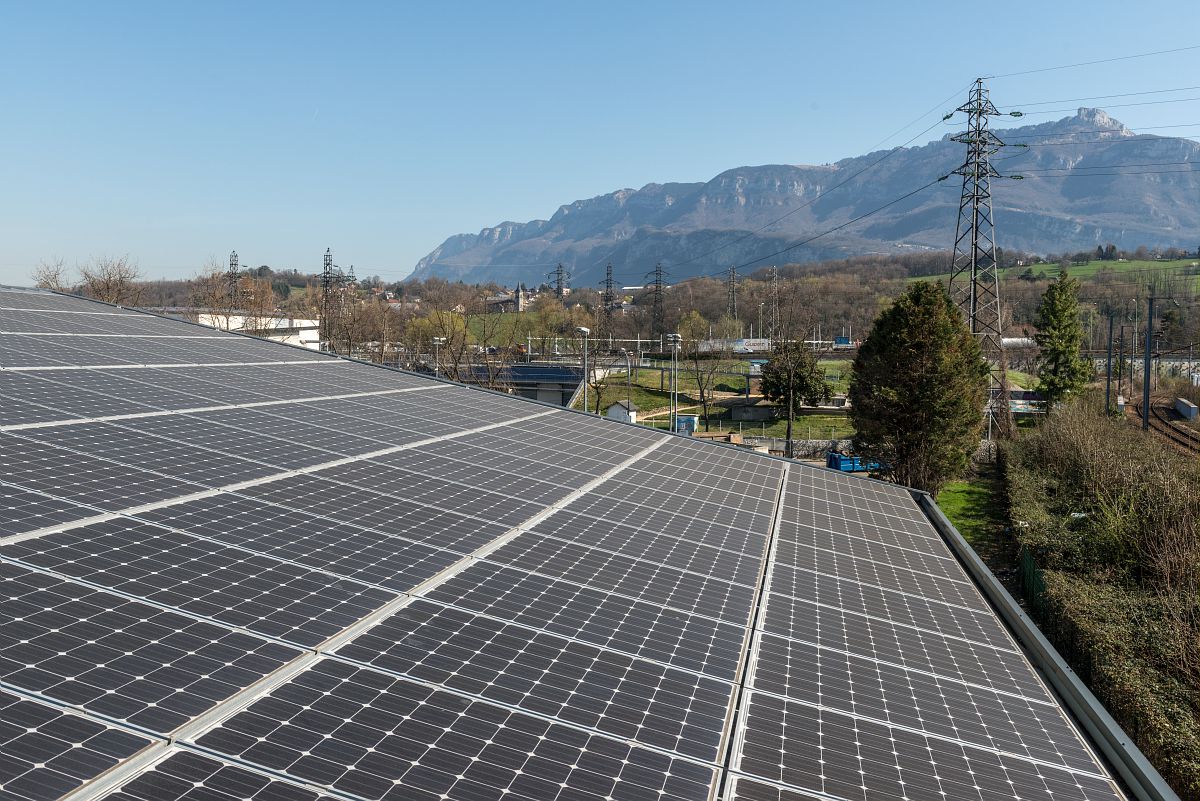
(431, 337), (446, 379)
(665, 333), (682, 432)
(619, 347), (632, 417)
(758, 302), (765, 341)
(576, 326), (591, 413)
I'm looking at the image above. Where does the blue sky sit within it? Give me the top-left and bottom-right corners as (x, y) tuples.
(1, 0), (1197, 286)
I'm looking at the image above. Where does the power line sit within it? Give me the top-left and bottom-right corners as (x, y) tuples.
(686, 175), (953, 280)
(986, 43), (1200, 79)
(657, 83), (977, 274)
(1000, 122), (1200, 139)
(1016, 160), (1197, 172)
(999, 85), (1200, 109)
(1016, 167), (1199, 178)
(1019, 133), (1200, 148)
(1012, 95), (1200, 117)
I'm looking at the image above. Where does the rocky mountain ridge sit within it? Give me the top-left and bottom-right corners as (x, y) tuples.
(411, 109), (1200, 285)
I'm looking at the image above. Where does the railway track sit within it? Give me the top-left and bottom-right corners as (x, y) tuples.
(1131, 397), (1200, 456)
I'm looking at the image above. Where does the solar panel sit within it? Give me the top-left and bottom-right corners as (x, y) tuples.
(0, 288), (1130, 801)
(0, 689), (150, 800)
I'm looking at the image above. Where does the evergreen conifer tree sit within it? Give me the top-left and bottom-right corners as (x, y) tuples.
(1034, 272), (1092, 408)
(849, 282), (988, 495)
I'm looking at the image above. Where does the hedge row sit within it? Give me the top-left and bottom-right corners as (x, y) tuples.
(1002, 394), (1200, 797)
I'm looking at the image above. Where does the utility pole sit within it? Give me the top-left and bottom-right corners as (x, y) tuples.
(1105, 311), (1114, 415)
(948, 78), (1019, 440)
(1143, 294), (1154, 431)
(648, 262), (667, 337)
(320, 248), (334, 351)
(768, 265), (779, 342)
(600, 264), (616, 341)
(726, 265), (738, 321)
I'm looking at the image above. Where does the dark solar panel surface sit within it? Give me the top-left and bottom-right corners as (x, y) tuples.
(0, 689), (150, 801)
(0, 288), (1124, 801)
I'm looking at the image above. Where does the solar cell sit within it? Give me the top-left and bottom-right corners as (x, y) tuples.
(100, 751), (336, 801)
(0, 482), (100, 537)
(193, 660), (717, 801)
(425, 563), (749, 679)
(735, 693), (1121, 801)
(749, 634), (1099, 772)
(777, 519), (961, 579)
(12, 425), (281, 487)
(0, 290), (141, 314)
(0, 433), (204, 511)
(0, 562), (299, 731)
(136, 495), (466, 593)
(561, 493), (768, 554)
(486, 531), (758, 624)
(772, 537), (990, 611)
(0, 689), (151, 801)
(529, 509), (764, 585)
(763, 568), (1016, 652)
(1, 518), (396, 647)
(334, 599), (733, 760)
(0, 369), (209, 414)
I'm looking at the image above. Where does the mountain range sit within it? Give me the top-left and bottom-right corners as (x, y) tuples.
(410, 109), (1200, 286)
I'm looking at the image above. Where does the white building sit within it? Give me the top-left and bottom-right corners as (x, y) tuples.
(604, 400), (638, 425)
(198, 314), (320, 350)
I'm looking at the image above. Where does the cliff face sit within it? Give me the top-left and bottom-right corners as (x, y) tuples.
(412, 109), (1200, 285)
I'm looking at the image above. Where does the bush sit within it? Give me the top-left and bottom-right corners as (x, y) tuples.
(1002, 392), (1200, 795)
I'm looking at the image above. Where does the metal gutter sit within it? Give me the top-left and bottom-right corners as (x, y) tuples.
(915, 492), (1180, 801)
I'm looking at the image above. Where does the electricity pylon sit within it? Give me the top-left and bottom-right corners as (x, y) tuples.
(600, 264), (616, 340)
(647, 262), (667, 337)
(948, 78), (1016, 439)
(726, 265), (738, 321)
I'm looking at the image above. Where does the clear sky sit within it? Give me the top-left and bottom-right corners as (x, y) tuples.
(1, 0), (1197, 286)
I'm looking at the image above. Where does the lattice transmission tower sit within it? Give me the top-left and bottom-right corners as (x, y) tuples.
(227, 251), (240, 305)
(726, 265), (738, 321)
(320, 248), (336, 351)
(550, 263), (570, 299)
(647, 262), (667, 337)
(948, 78), (1015, 439)
(600, 264), (616, 340)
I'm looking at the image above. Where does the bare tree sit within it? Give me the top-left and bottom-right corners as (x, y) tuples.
(78, 256), (143, 306)
(188, 258), (236, 327)
(678, 311), (736, 431)
(31, 258), (70, 292)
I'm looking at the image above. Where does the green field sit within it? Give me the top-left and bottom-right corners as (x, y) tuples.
(912, 258), (1200, 288)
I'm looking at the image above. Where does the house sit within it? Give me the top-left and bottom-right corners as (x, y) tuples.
(604, 400), (638, 425)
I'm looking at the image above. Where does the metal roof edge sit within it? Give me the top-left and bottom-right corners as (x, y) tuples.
(912, 490), (1179, 801)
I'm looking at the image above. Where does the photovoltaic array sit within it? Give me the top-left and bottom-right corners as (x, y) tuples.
(0, 287), (1126, 801)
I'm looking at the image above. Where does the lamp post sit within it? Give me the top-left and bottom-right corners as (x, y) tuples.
(758, 303), (764, 341)
(665, 333), (682, 432)
(431, 337), (446, 379)
(576, 326), (590, 413)
(619, 347), (632, 416)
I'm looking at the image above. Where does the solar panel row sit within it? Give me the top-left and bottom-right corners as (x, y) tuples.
(0, 288), (1128, 801)
(728, 468), (1124, 800)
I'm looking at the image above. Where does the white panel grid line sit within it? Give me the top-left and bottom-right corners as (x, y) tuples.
(61, 434), (681, 799)
(765, 591), (1022, 658)
(782, 516), (958, 564)
(713, 462), (790, 801)
(739, 687), (1112, 782)
(0, 384), (449, 432)
(771, 561), (994, 618)
(0, 409), (558, 547)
